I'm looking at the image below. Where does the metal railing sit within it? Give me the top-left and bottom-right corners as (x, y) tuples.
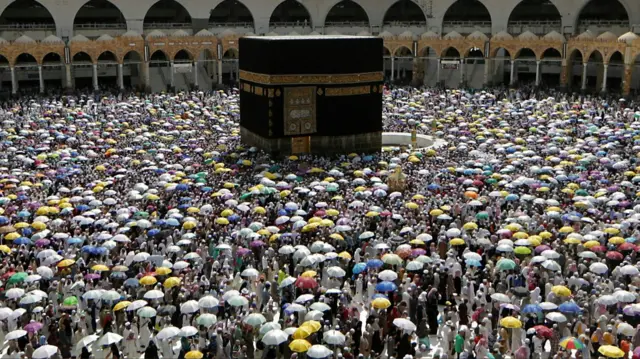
(0, 23), (55, 30)
(74, 23), (126, 29)
(209, 22), (253, 28)
(269, 22), (311, 28)
(443, 20), (491, 26)
(324, 21), (369, 27)
(144, 22), (191, 29)
(510, 20), (561, 26)
(383, 21), (426, 26)
(578, 19), (628, 25)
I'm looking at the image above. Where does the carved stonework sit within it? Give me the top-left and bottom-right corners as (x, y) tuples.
(623, 64), (632, 95)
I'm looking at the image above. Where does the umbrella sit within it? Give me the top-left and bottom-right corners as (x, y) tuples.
(307, 345), (333, 358)
(98, 333), (123, 346)
(289, 339), (312, 353)
(599, 345), (625, 358)
(243, 313), (266, 327)
(393, 318), (417, 332)
(157, 326), (181, 340)
(33, 345), (59, 359)
(262, 329), (289, 345)
(559, 337), (584, 350)
(323, 330), (346, 345)
(500, 316), (522, 328)
(196, 314), (217, 328)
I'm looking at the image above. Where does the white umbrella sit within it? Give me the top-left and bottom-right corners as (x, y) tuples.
(589, 263), (608, 274)
(19, 294), (42, 305)
(578, 251), (597, 259)
(323, 330), (346, 345)
(463, 252), (482, 261)
(82, 289), (105, 300)
(285, 303), (306, 313)
(393, 318), (417, 332)
(243, 313), (266, 327)
(101, 290), (121, 301)
(614, 290), (636, 303)
(279, 277), (296, 288)
(9, 308), (26, 319)
(241, 268), (260, 277)
(406, 261), (424, 271)
(262, 329), (289, 345)
(305, 310), (324, 321)
(259, 322), (281, 335)
(278, 245), (295, 255)
(75, 334), (99, 352)
(295, 294), (315, 303)
(36, 266), (54, 279)
(618, 322), (635, 336)
(541, 250), (560, 259)
(222, 290), (240, 301)
(620, 265), (640, 276)
(156, 326), (181, 340)
(180, 300), (199, 314)
(198, 296), (219, 309)
(310, 302), (331, 312)
(196, 314), (217, 328)
(6, 288), (25, 299)
(127, 300), (148, 311)
(541, 260), (561, 271)
(143, 290), (164, 300)
(228, 296), (249, 307)
(545, 312), (567, 322)
(0, 308), (12, 320)
(179, 326), (198, 337)
(491, 293), (511, 303)
(326, 266), (346, 278)
(378, 270), (398, 282)
(98, 333), (123, 346)
(597, 295), (619, 306)
(539, 302), (558, 310)
(33, 345), (58, 359)
(307, 344), (333, 358)
(6, 329), (27, 340)
(137, 307), (157, 318)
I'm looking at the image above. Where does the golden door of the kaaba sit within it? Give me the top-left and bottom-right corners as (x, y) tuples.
(291, 136), (311, 154)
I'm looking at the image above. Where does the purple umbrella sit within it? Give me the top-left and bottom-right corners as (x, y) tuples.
(411, 248), (426, 257)
(23, 321), (43, 333)
(236, 248), (251, 256)
(84, 273), (101, 280)
(250, 240), (265, 248)
(34, 239), (50, 247)
(535, 245), (551, 253)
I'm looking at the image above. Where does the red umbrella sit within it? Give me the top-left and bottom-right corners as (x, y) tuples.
(606, 251), (624, 260)
(314, 210), (326, 217)
(295, 277), (318, 289)
(1, 271), (15, 280)
(619, 243), (636, 251)
(591, 245), (607, 253)
(380, 211), (392, 217)
(533, 325), (553, 338)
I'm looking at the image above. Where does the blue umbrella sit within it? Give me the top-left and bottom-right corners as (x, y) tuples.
(148, 229), (160, 236)
(465, 259), (482, 267)
(558, 302), (582, 314)
(352, 263), (367, 274)
(67, 237), (84, 245)
(427, 184), (440, 190)
(82, 245), (97, 253)
(371, 293), (388, 300)
(76, 205), (89, 212)
(227, 214), (240, 222)
(17, 211), (31, 217)
(110, 272), (127, 279)
(14, 237), (30, 245)
(521, 304), (542, 314)
(166, 218), (180, 227)
(124, 278), (139, 287)
(505, 194), (519, 201)
(376, 281), (398, 292)
(176, 184), (189, 191)
(366, 259), (383, 269)
(0, 216), (9, 225)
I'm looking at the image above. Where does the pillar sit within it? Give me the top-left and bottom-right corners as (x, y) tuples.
(459, 58), (465, 86)
(170, 61), (175, 87)
(92, 64), (98, 91)
(509, 60), (516, 86)
(38, 65), (44, 93)
(411, 58), (424, 87)
(142, 61), (150, 90)
(117, 63), (124, 90)
(217, 60), (222, 85)
(390, 57), (395, 82)
(483, 57), (491, 86)
(601, 63), (608, 93)
(559, 59), (569, 88)
(194, 61), (199, 88)
(581, 62), (588, 90)
(10, 66), (16, 94)
(436, 58), (441, 84)
(65, 64), (72, 89)
(622, 63), (633, 96)
(535, 60), (541, 87)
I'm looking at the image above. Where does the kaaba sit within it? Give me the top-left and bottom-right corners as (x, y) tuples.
(239, 36), (383, 155)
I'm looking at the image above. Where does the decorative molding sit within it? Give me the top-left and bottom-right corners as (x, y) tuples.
(324, 85), (372, 96)
(239, 70), (384, 85)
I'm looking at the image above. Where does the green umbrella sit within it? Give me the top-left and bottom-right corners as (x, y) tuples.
(63, 296), (79, 306)
(496, 258), (516, 271)
(135, 211), (149, 218)
(514, 246), (532, 255)
(575, 189), (589, 196)
(239, 193), (252, 200)
(7, 272), (27, 284)
(475, 212), (489, 220)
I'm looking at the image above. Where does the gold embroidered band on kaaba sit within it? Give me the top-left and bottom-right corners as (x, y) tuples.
(239, 70), (384, 85)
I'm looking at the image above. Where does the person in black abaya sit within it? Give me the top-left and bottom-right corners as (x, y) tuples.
(144, 340), (159, 359)
(427, 287), (439, 335)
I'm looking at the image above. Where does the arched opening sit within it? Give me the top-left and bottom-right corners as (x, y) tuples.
(144, 0), (192, 29)
(507, 0), (561, 35)
(270, 0), (311, 28)
(148, 50), (170, 92)
(174, 50), (193, 63)
(383, 0), (426, 25)
(632, 53), (640, 94)
(222, 49), (239, 84)
(14, 53), (38, 92)
(0, 55), (8, 90)
(149, 50), (170, 67)
(15, 53), (37, 67)
(172, 50), (194, 91)
(567, 49), (584, 90)
(512, 48), (537, 85)
(97, 51), (117, 64)
(490, 48), (512, 86)
(210, 0), (254, 29)
(123, 51), (142, 89)
(391, 46), (413, 85)
(416, 46), (438, 86)
(383, 47), (392, 80)
(41, 52), (63, 89)
(95, 51), (118, 88)
(538, 48), (562, 86)
(577, 0), (629, 34)
(324, 1), (369, 27)
(73, 0), (126, 29)
(443, 0), (491, 34)
(465, 48), (485, 86)
(0, 0), (55, 30)
(71, 52), (92, 92)
(583, 50), (604, 92)
(197, 49), (216, 91)
(606, 51), (624, 92)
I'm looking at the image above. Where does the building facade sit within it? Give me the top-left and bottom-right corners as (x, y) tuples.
(0, 0), (638, 93)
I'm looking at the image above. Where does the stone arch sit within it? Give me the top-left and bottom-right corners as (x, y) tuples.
(466, 47), (484, 58)
(394, 46), (413, 57)
(173, 49), (194, 62)
(72, 51), (93, 64)
(585, 49), (604, 63)
(223, 48), (239, 59)
(0, 54), (9, 67)
(149, 49), (170, 63)
(123, 50), (143, 64)
(508, 0), (561, 25)
(490, 47), (512, 59)
(324, 0), (370, 26)
(514, 47), (537, 60)
(567, 48), (585, 63)
(73, 0), (126, 28)
(382, 0), (427, 24)
(540, 47), (562, 60)
(42, 52), (63, 65)
(270, 0), (312, 26)
(441, 47), (461, 58)
(443, 0), (491, 23)
(418, 46), (437, 57)
(198, 48), (216, 62)
(14, 53), (38, 66)
(607, 50), (624, 64)
(0, 0), (56, 29)
(210, 0), (255, 25)
(144, 0), (192, 27)
(576, 0), (630, 29)
(383, 46), (392, 56)
(97, 51), (118, 63)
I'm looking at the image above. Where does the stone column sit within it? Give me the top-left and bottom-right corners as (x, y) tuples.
(411, 58), (424, 87)
(117, 63), (124, 90)
(170, 61), (175, 87)
(483, 57), (491, 86)
(390, 57), (395, 82)
(535, 60), (541, 86)
(459, 58), (465, 86)
(142, 61), (150, 90)
(10, 67), (16, 94)
(601, 63), (608, 93)
(436, 58), (441, 84)
(38, 65), (44, 93)
(217, 60), (222, 85)
(559, 59), (569, 88)
(92, 64), (98, 90)
(581, 62), (588, 90)
(194, 61), (198, 88)
(65, 64), (72, 89)
(622, 63), (633, 96)
(509, 60), (516, 86)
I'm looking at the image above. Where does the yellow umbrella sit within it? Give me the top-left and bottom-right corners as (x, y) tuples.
(301, 270), (317, 278)
(410, 239), (425, 245)
(292, 326), (313, 340)
(412, 194), (425, 200)
(113, 301), (132, 311)
(604, 228), (620, 235)
(164, 277), (182, 289)
(559, 226), (574, 233)
(32, 221), (46, 230)
(0, 245), (10, 254)
(372, 297), (391, 309)
(57, 259), (75, 268)
(215, 218), (229, 225)
(5, 232), (20, 240)
(139, 276), (157, 286)
(338, 252), (352, 260)
(429, 209), (443, 216)
(289, 339), (312, 353)
(155, 267), (172, 275)
(185, 351), (204, 359)
(302, 320), (321, 332)
(329, 233), (344, 240)
(584, 240), (600, 249)
(449, 238), (465, 246)
(14, 222), (29, 229)
(365, 211), (379, 217)
(608, 237), (625, 245)
(500, 316), (522, 328)
(254, 207), (266, 214)
(463, 222), (478, 231)
(551, 285), (571, 297)
(91, 264), (110, 272)
(405, 202), (419, 210)
(539, 231), (552, 239)
(598, 346), (625, 358)
(513, 232), (529, 239)
(326, 209), (339, 216)
(220, 209), (234, 217)
(187, 207), (200, 214)
(563, 238), (581, 245)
